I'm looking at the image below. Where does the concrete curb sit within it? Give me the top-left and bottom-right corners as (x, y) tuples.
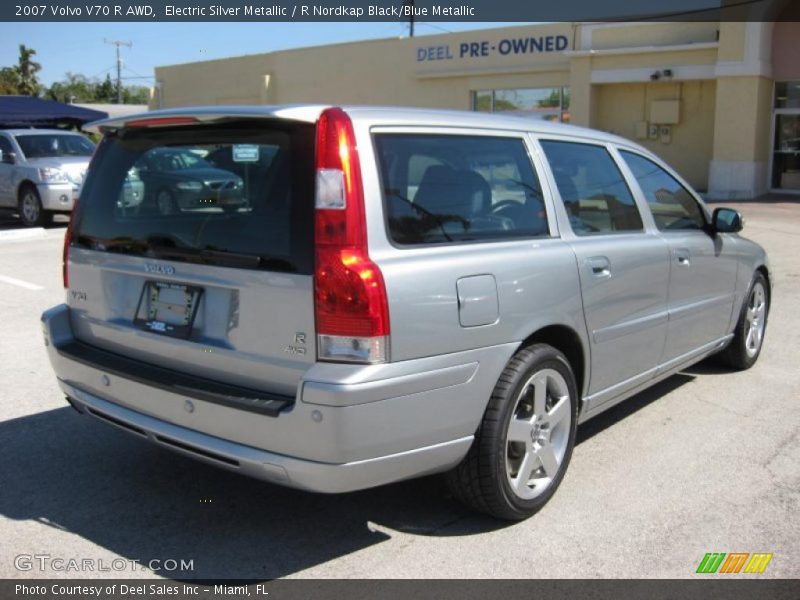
(0, 227), (48, 243)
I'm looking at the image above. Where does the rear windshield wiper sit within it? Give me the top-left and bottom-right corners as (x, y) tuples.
(74, 235), (148, 254)
(149, 245), (296, 272)
(74, 236), (296, 272)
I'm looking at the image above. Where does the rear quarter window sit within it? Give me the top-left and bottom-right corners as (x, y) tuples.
(375, 134), (549, 245)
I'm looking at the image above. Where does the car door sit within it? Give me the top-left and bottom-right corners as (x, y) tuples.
(618, 149), (738, 366)
(0, 134), (16, 207)
(537, 138), (670, 409)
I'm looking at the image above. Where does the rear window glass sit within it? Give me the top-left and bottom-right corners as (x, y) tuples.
(73, 122), (315, 273)
(375, 134), (548, 245)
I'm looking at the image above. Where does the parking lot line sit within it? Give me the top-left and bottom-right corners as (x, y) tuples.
(0, 274), (44, 291)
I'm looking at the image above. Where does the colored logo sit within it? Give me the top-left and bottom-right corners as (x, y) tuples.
(696, 552), (773, 574)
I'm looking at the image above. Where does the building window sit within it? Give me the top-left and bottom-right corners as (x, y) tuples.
(772, 81), (800, 190)
(775, 81), (800, 109)
(472, 87), (571, 123)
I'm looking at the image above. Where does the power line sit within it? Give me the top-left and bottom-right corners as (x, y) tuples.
(122, 65), (155, 79)
(417, 23), (453, 34)
(104, 38), (132, 103)
(630, 0), (767, 20)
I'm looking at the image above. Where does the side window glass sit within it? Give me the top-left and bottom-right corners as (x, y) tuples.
(376, 134), (549, 245)
(619, 150), (706, 231)
(539, 140), (643, 235)
(0, 137), (13, 161)
(407, 154), (444, 201)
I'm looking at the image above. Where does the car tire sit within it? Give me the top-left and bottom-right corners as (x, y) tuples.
(445, 343), (579, 520)
(156, 188), (178, 215)
(719, 271), (769, 370)
(18, 185), (52, 228)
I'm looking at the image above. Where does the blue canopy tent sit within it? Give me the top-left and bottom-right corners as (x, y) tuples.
(0, 96), (108, 129)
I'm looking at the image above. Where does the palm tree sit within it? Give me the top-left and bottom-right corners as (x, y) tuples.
(16, 45), (42, 96)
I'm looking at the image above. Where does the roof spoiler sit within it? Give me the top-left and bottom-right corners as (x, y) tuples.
(84, 104), (330, 134)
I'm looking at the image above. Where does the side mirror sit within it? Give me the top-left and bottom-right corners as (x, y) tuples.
(712, 207), (744, 233)
(1, 151), (16, 165)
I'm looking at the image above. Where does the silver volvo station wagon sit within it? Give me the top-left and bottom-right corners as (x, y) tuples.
(42, 106), (770, 520)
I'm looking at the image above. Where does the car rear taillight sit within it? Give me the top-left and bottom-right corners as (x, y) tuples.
(62, 200), (77, 288)
(314, 107), (389, 364)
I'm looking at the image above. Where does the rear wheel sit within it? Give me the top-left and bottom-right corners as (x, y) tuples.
(719, 272), (769, 370)
(446, 343), (578, 520)
(18, 185), (52, 227)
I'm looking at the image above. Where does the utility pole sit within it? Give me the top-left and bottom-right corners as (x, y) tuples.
(402, 0), (415, 37)
(104, 38), (132, 103)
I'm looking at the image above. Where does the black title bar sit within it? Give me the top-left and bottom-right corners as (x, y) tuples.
(3, 0), (799, 22)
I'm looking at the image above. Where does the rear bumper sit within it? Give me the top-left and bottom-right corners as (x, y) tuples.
(60, 381), (472, 493)
(42, 303), (514, 493)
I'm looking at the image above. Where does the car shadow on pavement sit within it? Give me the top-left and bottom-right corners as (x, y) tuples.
(0, 212), (68, 230)
(0, 405), (503, 580)
(681, 357), (736, 376)
(576, 373), (695, 445)
(1, 372), (696, 580)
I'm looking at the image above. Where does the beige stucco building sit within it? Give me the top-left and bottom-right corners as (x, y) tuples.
(153, 18), (800, 199)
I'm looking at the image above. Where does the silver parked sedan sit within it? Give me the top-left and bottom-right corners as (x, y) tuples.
(42, 106), (770, 520)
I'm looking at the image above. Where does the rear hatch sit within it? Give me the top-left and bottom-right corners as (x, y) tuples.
(67, 118), (316, 397)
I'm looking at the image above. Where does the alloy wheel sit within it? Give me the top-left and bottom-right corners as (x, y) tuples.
(744, 281), (767, 357)
(21, 192), (40, 224)
(505, 368), (572, 500)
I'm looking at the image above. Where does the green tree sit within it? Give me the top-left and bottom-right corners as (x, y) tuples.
(47, 72), (95, 103)
(46, 72), (151, 105)
(0, 67), (20, 94)
(122, 85), (149, 104)
(15, 44), (42, 96)
(95, 74), (115, 102)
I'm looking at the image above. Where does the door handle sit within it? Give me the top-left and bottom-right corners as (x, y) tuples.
(674, 248), (691, 267)
(585, 256), (611, 278)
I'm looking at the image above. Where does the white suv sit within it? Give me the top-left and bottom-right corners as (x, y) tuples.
(0, 129), (95, 226)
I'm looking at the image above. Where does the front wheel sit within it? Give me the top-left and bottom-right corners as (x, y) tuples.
(446, 343), (578, 520)
(156, 188), (178, 215)
(719, 272), (769, 370)
(18, 185), (52, 227)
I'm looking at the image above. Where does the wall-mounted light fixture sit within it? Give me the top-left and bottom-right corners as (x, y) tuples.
(650, 69), (674, 81)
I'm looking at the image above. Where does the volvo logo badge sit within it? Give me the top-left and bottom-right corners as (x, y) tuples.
(145, 263), (175, 275)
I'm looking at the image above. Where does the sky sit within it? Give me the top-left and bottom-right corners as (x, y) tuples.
(0, 22), (524, 88)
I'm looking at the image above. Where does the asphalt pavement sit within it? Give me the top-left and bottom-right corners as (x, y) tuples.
(0, 202), (797, 579)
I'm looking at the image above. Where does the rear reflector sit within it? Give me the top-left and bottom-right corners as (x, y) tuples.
(62, 199), (77, 288)
(314, 107), (390, 364)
